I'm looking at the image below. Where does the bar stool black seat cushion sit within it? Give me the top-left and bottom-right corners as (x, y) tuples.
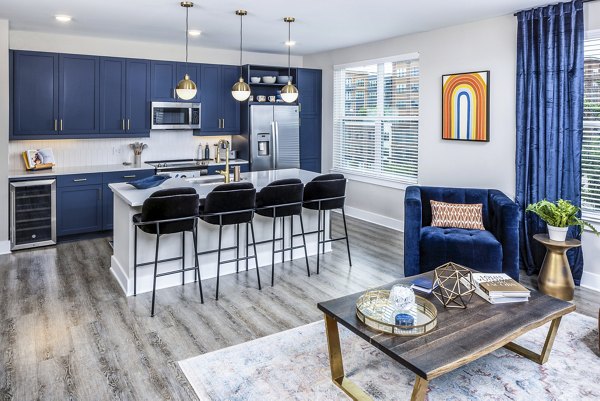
(256, 178), (304, 218)
(303, 174), (346, 210)
(133, 187), (199, 235)
(201, 183), (256, 226)
(198, 181), (254, 212)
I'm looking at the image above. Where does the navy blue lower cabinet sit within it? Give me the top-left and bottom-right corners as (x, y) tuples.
(57, 184), (103, 236)
(102, 169), (153, 230)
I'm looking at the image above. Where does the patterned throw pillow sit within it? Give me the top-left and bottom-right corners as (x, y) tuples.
(430, 200), (485, 230)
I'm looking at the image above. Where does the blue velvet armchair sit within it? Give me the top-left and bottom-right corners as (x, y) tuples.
(404, 186), (520, 281)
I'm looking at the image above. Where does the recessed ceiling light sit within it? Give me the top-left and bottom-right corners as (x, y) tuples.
(285, 40), (296, 46)
(54, 14), (72, 23)
(188, 30), (201, 37)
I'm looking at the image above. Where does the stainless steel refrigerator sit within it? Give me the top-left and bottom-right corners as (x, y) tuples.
(249, 105), (300, 171)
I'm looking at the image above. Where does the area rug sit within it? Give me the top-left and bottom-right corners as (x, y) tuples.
(178, 312), (600, 401)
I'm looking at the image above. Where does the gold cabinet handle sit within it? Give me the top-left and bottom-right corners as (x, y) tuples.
(54, 119), (58, 131)
(127, 119), (130, 131)
(60, 119), (63, 131)
(123, 175), (136, 178)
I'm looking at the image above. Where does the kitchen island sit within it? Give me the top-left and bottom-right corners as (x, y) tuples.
(109, 168), (331, 296)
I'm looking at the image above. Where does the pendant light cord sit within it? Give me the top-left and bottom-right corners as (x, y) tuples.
(185, 6), (189, 73)
(239, 13), (243, 77)
(287, 21), (291, 78)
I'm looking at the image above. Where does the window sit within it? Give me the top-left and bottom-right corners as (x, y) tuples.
(333, 54), (419, 183)
(583, 37), (600, 216)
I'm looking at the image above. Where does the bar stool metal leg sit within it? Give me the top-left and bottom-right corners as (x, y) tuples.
(216, 224), (223, 300)
(316, 206), (321, 274)
(249, 221), (262, 290)
(236, 224), (240, 273)
(181, 232), (186, 285)
(271, 217), (277, 286)
(151, 229), (161, 317)
(299, 214), (310, 277)
(134, 227), (138, 296)
(321, 210), (326, 255)
(341, 207), (352, 266)
(245, 223), (249, 271)
(290, 216), (294, 260)
(281, 217), (285, 264)
(192, 221), (203, 304)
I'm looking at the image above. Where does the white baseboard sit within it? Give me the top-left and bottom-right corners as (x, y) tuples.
(335, 206), (404, 232)
(0, 240), (11, 255)
(581, 270), (600, 293)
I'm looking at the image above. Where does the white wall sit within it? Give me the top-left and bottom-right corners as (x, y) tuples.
(0, 20), (9, 253)
(305, 4), (600, 292)
(304, 14), (517, 224)
(9, 30), (303, 66)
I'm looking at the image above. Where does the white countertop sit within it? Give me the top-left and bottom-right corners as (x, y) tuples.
(7, 159), (249, 179)
(109, 168), (320, 207)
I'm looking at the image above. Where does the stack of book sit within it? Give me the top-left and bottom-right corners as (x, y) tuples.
(469, 273), (530, 304)
(410, 277), (439, 294)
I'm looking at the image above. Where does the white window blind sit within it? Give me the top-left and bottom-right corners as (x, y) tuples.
(333, 55), (419, 183)
(583, 37), (600, 216)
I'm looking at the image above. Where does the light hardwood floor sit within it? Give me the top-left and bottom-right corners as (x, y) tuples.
(0, 214), (597, 400)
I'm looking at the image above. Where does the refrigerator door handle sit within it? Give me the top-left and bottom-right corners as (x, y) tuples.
(271, 121), (278, 169)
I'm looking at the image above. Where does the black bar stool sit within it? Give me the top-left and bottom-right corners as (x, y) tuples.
(303, 174), (351, 273)
(255, 178), (310, 286)
(133, 187), (202, 317)
(200, 182), (261, 300)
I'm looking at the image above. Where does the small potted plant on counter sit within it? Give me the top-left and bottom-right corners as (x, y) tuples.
(526, 199), (599, 241)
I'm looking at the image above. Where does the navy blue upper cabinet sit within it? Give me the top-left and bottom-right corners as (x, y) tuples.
(12, 51), (59, 136)
(197, 64), (240, 135)
(221, 65), (241, 134)
(126, 59), (151, 134)
(297, 68), (321, 116)
(151, 61), (177, 101)
(99, 57), (126, 133)
(200, 64), (221, 133)
(59, 54), (100, 135)
(176, 63), (200, 102)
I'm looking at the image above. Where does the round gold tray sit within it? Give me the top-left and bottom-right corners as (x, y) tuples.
(356, 290), (438, 336)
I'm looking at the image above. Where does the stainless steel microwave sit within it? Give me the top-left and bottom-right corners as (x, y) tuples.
(151, 102), (201, 130)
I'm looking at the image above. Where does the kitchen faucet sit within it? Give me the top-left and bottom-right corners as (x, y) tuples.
(215, 139), (231, 183)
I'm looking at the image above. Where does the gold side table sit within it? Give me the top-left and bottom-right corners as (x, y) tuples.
(533, 234), (581, 301)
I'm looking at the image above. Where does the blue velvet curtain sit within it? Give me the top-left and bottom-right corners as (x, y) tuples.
(516, 0), (584, 284)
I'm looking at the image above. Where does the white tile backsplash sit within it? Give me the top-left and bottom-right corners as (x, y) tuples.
(8, 130), (233, 169)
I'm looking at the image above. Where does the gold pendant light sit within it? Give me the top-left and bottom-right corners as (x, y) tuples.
(176, 1), (198, 100)
(281, 17), (298, 103)
(232, 10), (251, 101)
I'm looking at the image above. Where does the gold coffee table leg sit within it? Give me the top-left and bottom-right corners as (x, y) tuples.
(324, 314), (429, 401)
(504, 317), (562, 364)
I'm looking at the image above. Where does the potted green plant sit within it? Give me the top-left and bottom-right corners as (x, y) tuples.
(526, 199), (599, 241)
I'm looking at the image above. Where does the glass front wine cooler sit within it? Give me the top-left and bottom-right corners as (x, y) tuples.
(10, 179), (56, 250)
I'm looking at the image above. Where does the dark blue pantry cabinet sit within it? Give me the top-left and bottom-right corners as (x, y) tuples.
(297, 68), (322, 173)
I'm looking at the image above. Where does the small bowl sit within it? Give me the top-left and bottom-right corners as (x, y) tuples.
(262, 76), (277, 84)
(250, 77), (261, 83)
(277, 75), (292, 84)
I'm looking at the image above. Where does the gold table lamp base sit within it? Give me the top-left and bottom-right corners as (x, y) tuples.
(533, 234), (581, 301)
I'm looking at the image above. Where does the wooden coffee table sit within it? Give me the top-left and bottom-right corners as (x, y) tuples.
(317, 272), (576, 401)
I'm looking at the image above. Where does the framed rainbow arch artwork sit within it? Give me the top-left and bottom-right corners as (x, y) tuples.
(442, 71), (490, 142)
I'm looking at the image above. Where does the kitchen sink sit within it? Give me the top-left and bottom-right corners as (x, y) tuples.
(185, 177), (245, 185)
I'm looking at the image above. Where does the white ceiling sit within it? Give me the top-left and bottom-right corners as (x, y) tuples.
(0, 0), (566, 55)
